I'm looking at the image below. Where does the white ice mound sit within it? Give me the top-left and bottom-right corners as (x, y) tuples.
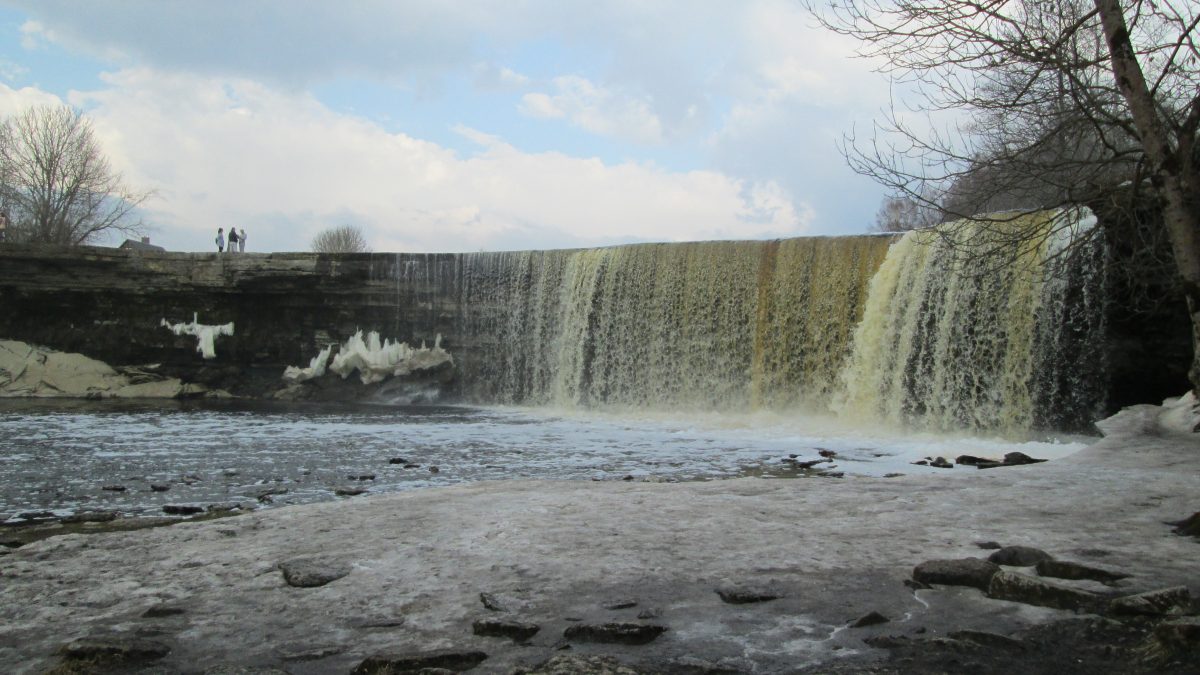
(161, 313), (234, 359)
(286, 330), (452, 385)
(282, 345), (333, 383)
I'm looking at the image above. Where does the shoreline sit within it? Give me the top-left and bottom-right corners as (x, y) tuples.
(1, 402), (1198, 673)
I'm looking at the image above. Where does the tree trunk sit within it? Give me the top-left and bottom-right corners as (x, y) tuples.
(1095, 0), (1200, 397)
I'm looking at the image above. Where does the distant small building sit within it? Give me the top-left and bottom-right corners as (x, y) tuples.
(120, 236), (165, 252)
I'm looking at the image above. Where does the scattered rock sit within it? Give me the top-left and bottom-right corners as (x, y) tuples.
(429, 466), (440, 473)
(1001, 452), (1046, 466)
(903, 579), (932, 591)
(1169, 511), (1200, 537)
(479, 592), (509, 612)
(388, 457), (408, 464)
(987, 570), (1100, 611)
(715, 584), (783, 604)
(1152, 616), (1200, 650)
(17, 510), (56, 521)
(348, 474), (376, 481)
(350, 649), (488, 674)
(1109, 586), (1192, 616)
(472, 618), (540, 642)
(150, 484), (170, 492)
(956, 455), (1000, 467)
(59, 635), (170, 663)
(883, 473), (905, 478)
(162, 504), (204, 515)
(974, 541), (1003, 550)
(521, 655), (641, 675)
(348, 617), (407, 629)
(335, 487), (367, 497)
(987, 545), (1053, 566)
(101, 484), (127, 492)
(279, 558), (351, 588)
(563, 623), (666, 645)
(912, 558), (1001, 591)
(790, 458), (832, 469)
(946, 630), (1025, 650)
(911, 460), (929, 466)
(141, 605), (186, 618)
(929, 457), (953, 469)
(1035, 559), (1129, 584)
(275, 643), (345, 661)
(850, 611), (890, 628)
(604, 599), (638, 610)
(223, 469), (239, 477)
(60, 510), (118, 524)
(404, 463), (421, 469)
(818, 449), (837, 458)
(636, 608), (662, 620)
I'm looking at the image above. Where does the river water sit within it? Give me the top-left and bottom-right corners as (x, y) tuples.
(0, 399), (1090, 522)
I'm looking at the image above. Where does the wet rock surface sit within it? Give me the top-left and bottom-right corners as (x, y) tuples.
(912, 558), (1001, 590)
(987, 545), (1054, 567)
(279, 558), (351, 588)
(562, 623), (667, 645)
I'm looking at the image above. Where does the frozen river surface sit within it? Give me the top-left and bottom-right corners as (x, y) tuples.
(0, 399), (1090, 520)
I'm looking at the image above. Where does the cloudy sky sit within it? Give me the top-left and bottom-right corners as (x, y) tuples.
(0, 1), (892, 253)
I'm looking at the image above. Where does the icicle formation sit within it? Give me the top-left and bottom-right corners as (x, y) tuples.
(327, 330), (452, 385)
(160, 313), (234, 359)
(282, 345), (333, 383)
(835, 209), (1106, 435)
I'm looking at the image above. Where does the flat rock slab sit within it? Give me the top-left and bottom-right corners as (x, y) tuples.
(60, 635), (171, 662)
(279, 558), (351, 588)
(563, 622), (667, 645)
(912, 558), (1000, 590)
(1109, 586), (1192, 616)
(987, 570), (1100, 611)
(350, 649), (488, 673)
(472, 618), (540, 642)
(1035, 559), (1129, 584)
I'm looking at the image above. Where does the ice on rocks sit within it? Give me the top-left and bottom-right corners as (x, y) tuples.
(160, 313), (234, 359)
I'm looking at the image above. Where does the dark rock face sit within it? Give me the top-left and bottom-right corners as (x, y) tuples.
(562, 623), (667, 645)
(162, 504), (204, 515)
(912, 558), (1001, 591)
(986, 570), (1100, 611)
(472, 618), (540, 641)
(350, 649), (488, 674)
(279, 558), (351, 588)
(987, 545), (1053, 566)
(1001, 452), (1046, 466)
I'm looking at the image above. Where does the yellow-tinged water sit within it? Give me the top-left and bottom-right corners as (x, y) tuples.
(453, 212), (1105, 435)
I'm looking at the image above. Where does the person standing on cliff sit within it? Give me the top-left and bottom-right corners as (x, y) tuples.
(238, 228), (247, 253)
(216, 227), (225, 252)
(227, 227), (239, 253)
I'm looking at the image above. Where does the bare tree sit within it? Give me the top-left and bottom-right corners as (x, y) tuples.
(311, 224), (372, 253)
(873, 194), (942, 232)
(0, 104), (150, 245)
(806, 0), (1200, 389)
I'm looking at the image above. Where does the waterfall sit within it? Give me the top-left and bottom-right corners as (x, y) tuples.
(835, 210), (1106, 434)
(397, 210), (1106, 435)
(454, 237), (893, 412)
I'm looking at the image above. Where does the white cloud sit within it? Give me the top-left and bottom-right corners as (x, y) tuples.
(519, 75), (664, 145)
(1, 69), (809, 253)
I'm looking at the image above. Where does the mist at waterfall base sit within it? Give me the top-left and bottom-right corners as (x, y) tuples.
(0, 398), (1088, 520)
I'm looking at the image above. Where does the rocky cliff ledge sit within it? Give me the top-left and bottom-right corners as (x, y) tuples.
(0, 244), (462, 399)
